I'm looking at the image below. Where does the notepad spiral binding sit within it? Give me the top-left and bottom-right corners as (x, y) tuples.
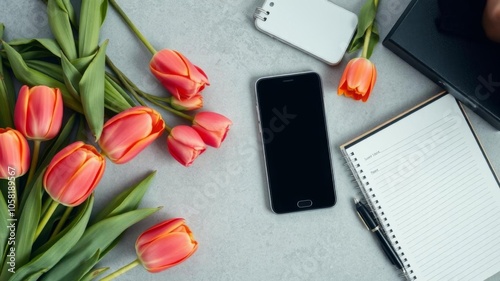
(343, 151), (416, 281)
(253, 7), (270, 21)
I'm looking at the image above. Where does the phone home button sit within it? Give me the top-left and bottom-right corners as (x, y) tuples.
(297, 200), (313, 208)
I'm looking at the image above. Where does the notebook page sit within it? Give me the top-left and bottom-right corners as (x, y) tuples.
(345, 94), (500, 280)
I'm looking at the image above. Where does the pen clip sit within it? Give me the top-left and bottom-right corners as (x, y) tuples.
(356, 211), (370, 231)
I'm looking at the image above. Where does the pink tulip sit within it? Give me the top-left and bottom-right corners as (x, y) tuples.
(0, 128), (30, 179)
(192, 112), (232, 148)
(43, 141), (105, 207)
(170, 94), (203, 111)
(14, 85), (63, 140)
(150, 49), (210, 101)
(136, 218), (198, 273)
(167, 126), (206, 167)
(98, 106), (165, 164)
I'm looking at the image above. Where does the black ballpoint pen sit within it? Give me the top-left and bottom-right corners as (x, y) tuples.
(354, 198), (406, 273)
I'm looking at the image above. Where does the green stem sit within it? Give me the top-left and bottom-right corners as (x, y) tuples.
(361, 24), (373, 59)
(115, 70), (194, 123)
(109, 0), (157, 55)
(34, 200), (59, 241)
(50, 206), (73, 239)
(141, 93), (194, 122)
(41, 196), (51, 215)
(26, 140), (41, 187)
(361, 0), (380, 59)
(105, 56), (146, 106)
(100, 259), (141, 281)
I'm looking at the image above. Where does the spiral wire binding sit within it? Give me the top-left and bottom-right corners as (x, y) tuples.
(343, 151), (415, 280)
(254, 7), (270, 21)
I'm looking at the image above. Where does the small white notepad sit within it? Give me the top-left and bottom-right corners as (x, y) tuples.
(341, 93), (500, 281)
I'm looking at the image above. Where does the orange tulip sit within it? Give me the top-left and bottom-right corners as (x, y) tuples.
(170, 94), (203, 111)
(136, 218), (198, 273)
(192, 112), (232, 148)
(14, 85), (63, 140)
(150, 49), (210, 101)
(43, 141), (105, 207)
(167, 125), (206, 167)
(0, 128), (30, 179)
(98, 106), (165, 164)
(337, 57), (377, 102)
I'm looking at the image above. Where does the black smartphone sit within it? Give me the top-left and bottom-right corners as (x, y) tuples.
(255, 71), (336, 214)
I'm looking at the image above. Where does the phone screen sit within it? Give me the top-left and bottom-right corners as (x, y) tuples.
(255, 72), (336, 213)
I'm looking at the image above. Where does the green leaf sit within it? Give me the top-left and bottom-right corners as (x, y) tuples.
(9, 196), (93, 281)
(25, 268), (49, 281)
(79, 40), (108, 140)
(105, 75), (136, 112)
(78, 0), (108, 57)
(58, 249), (100, 280)
(2, 42), (83, 113)
(0, 175), (42, 280)
(13, 176), (43, 267)
(47, 0), (77, 60)
(41, 207), (160, 280)
(0, 188), (9, 270)
(347, 0), (378, 53)
(70, 55), (95, 74)
(8, 38), (62, 58)
(0, 33), (15, 128)
(0, 63), (15, 128)
(79, 267), (109, 281)
(61, 52), (83, 99)
(92, 170), (156, 223)
(26, 60), (64, 82)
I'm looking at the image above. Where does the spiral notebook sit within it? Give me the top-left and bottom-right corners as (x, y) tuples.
(253, 0), (357, 65)
(341, 93), (500, 280)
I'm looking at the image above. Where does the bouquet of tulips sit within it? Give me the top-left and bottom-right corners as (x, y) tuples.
(0, 0), (231, 279)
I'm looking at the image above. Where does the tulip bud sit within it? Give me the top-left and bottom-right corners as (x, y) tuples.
(0, 128), (30, 179)
(14, 85), (63, 141)
(170, 94), (203, 111)
(136, 218), (198, 273)
(167, 126), (206, 167)
(192, 112), (232, 148)
(150, 49), (210, 101)
(43, 141), (105, 207)
(337, 57), (377, 102)
(98, 106), (165, 164)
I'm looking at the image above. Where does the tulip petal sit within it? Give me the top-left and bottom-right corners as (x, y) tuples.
(43, 142), (104, 206)
(99, 106), (165, 164)
(337, 60), (354, 96)
(100, 114), (152, 158)
(136, 218), (185, 250)
(0, 128), (30, 178)
(27, 86), (56, 138)
(167, 137), (205, 167)
(45, 148), (90, 195)
(150, 49), (189, 77)
(112, 133), (158, 164)
(346, 59), (372, 92)
(56, 155), (104, 206)
(138, 232), (198, 273)
(150, 71), (200, 100)
(14, 85), (30, 137)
